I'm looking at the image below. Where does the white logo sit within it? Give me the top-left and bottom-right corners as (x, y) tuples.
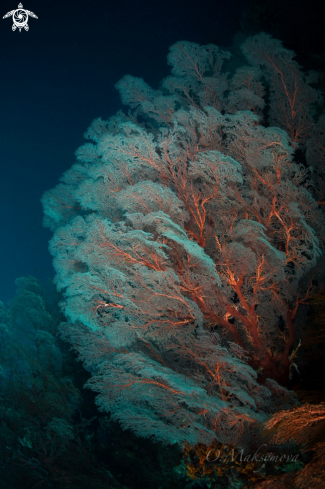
(3, 3), (38, 32)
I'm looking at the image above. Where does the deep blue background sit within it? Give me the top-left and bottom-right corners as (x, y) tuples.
(0, 0), (323, 304)
(0, 0), (251, 304)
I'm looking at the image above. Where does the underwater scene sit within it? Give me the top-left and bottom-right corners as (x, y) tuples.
(1, 0), (325, 487)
